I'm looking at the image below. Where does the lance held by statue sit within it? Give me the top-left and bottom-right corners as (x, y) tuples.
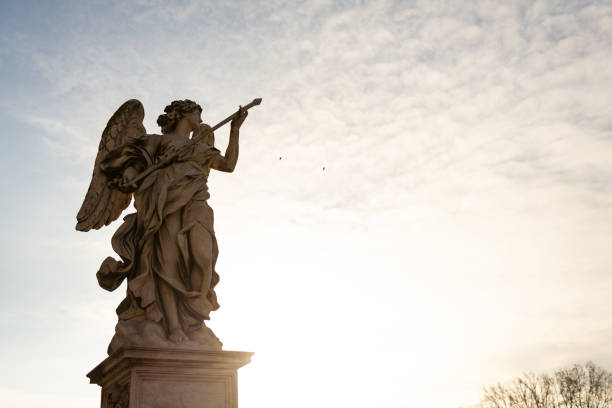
(76, 98), (261, 354)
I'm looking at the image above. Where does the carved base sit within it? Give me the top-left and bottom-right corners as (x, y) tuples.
(108, 320), (223, 354)
(88, 347), (253, 408)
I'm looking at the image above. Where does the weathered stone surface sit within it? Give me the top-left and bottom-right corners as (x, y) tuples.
(88, 347), (253, 408)
(79, 98), (260, 407)
(76, 98), (260, 353)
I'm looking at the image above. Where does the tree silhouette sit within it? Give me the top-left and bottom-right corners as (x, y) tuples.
(480, 362), (612, 408)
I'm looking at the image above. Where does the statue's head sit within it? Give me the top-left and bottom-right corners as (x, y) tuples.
(157, 99), (202, 134)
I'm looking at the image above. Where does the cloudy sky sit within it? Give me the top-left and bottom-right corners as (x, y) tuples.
(1, 0), (612, 407)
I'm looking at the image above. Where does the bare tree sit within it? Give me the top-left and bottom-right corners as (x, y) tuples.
(480, 362), (612, 408)
(555, 362), (612, 408)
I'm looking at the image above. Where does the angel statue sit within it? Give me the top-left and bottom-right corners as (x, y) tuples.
(76, 97), (260, 354)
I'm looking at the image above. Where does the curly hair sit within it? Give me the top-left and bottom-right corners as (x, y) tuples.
(156, 99), (202, 134)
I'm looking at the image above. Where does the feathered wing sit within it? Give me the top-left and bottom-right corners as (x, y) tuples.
(76, 99), (146, 231)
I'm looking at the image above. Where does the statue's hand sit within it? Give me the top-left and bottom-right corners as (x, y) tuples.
(231, 105), (248, 129)
(108, 166), (139, 192)
(110, 176), (137, 193)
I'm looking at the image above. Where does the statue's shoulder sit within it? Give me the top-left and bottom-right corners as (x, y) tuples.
(142, 133), (163, 147)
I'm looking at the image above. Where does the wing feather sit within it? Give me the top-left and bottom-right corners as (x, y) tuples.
(76, 99), (146, 231)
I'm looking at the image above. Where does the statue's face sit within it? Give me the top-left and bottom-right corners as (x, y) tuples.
(185, 109), (202, 131)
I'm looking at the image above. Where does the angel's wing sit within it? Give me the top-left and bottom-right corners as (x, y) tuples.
(76, 99), (146, 231)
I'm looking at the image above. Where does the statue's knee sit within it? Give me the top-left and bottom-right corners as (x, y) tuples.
(190, 226), (213, 250)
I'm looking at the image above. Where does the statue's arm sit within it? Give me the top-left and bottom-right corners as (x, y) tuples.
(102, 135), (161, 190)
(209, 107), (247, 173)
(210, 127), (239, 173)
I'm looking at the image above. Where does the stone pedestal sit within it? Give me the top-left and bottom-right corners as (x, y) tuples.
(87, 347), (253, 408)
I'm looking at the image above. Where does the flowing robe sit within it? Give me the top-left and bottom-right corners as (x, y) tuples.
(97, 134), (222, 352)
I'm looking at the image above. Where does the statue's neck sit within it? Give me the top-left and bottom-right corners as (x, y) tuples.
(173, 122), (193, 140)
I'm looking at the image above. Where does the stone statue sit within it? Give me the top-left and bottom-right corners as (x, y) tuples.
(76, 98), (259, 354)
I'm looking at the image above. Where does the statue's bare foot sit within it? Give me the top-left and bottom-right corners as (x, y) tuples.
(169, 328), (189, 344)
